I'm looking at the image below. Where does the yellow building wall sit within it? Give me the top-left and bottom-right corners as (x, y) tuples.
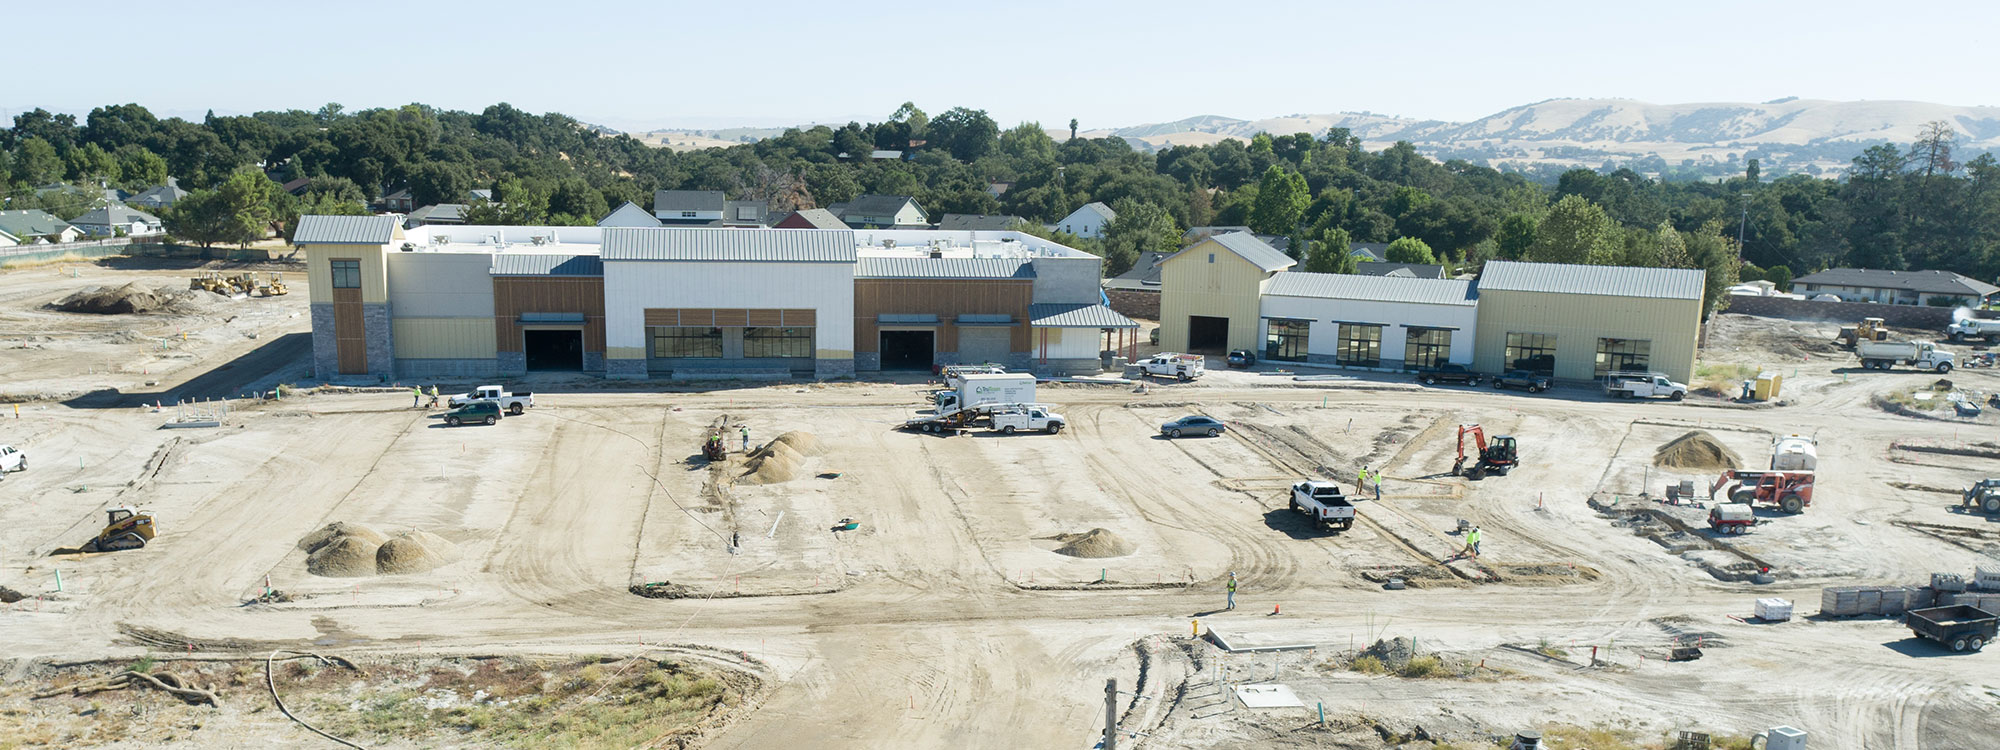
(1157, 238), (1271, 352)
(1473, 289), (1701, 382)
(392, 318), (498, 359)
(303, 242), (392, 304)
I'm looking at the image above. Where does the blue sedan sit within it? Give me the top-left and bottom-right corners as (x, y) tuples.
(1161, 415), (1226, 438)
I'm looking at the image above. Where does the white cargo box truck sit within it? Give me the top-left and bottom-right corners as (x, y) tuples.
(935, 373), (1037, 414)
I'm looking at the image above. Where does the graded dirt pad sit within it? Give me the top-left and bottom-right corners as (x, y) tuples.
(305, 534), (381, 578)
(375, 530), (462, 575)
(1050, 528), (1135, 558)
(51, 283), (185, 314)
(297, 521), (387, 552)
(1653, 430), (1742, 470)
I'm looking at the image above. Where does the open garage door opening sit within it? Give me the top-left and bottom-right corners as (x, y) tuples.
(1187, 315), (1229, 354)
(524, 329), (583, 371)
(879, 330), (934, 371)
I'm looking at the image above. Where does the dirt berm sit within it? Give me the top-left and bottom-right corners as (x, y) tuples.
(1653, 430), (1742, 470)
(53, 283), (184, 314)
(1051, 528), (1135, 558)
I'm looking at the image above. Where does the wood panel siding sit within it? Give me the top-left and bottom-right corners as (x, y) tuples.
(851, 279), (1033, 353)
(714, 309), (747, 327)
(641, 308), (814, 327)
(491, 277), (605, 353)
(332, 287), (367, 374)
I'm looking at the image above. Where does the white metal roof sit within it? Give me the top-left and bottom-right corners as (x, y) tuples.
(1477, 260), (1705, 300)
(1175, 232), (1295, 273)
(295, 215), (398, 245)
(602, 227), (858, 262)
(1265, 271), (1477, 306)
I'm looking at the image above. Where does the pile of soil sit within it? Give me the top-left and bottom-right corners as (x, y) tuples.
(1359, 636), (1416, 667)
(298, 521), (387, 552)
(0, 585), (26, 603)
(770, 430), (824, 456)
(742, 441), (805, 485)
(305, 535), (381, 578)
(1051, 528), (1135, 558)
(376, 530), (461, 575)
(53, 283), (184, 314)
(1653, 431), (1742, 470)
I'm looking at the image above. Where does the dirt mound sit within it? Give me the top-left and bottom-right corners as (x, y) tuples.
(0, 585), (25, 603)
(306, 535), (381, 577)
(742, 441), (804, 485)
(1359, 636), (1416, 666)
(53, 283), (184, 314)
(297, 522), (386, 553)
(1653, 430), (1742, 470)
(375, 530), (462, 575)
(771, 430), (824, 456)
(1051, 528), (1135, 558)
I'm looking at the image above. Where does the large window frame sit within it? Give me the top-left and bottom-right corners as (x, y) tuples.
(1263, 318), (1310, 363)
(649, 326), (723, 359)
(1505, 332), (1557, 376)
(1403, 327), (1452, 371)
(330, 259), (361, 289)
(1335, 323), (1382, 368)
(1594, 338), (1652, 378)
(743, 326), (814, 359)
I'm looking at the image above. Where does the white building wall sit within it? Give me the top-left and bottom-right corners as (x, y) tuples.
(656, 209), (725, 222)
(1058, 208), (1112, 239)
(603, 260), (855, 356)
(1033, 327), (1102, 359)
(385, 252), (497, 317)
(1258, 295), (1478, 366)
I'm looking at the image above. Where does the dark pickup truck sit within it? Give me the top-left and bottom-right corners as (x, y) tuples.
(1907, 604), (1996, 653)
(1416, 363), (1482, 386)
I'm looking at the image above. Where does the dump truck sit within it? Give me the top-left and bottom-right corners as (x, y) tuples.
(1946, 317), (2000, 343)
(447, 385), (534, 413)
(1603, 371), (1687, 400)
(1290, 480), (1356, 532)
(1770, 434), (1818, 472)
(1835, 317), (1889, 348)
(1905, 604), (1997, 653)
(1856, 340), (1954, 372)
(1136, 353), (1205, 381)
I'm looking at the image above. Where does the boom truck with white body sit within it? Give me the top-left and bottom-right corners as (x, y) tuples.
(1136, 353), (1205, 381)
(905, 373), (1039, 432)
(1856, 340), (1954, 372)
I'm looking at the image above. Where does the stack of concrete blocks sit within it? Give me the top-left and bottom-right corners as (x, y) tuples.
(1875, 586), (1911, 616)
(1754, 597), (1793, 621)
(1820, 586), (1866, 616)
(1976, 566), (2000, 591)
(1905, 585), (1936, 610)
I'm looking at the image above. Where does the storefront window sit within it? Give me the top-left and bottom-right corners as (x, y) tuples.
(744, 327), (813, 358)
(1505, 332), (1556, 375)
(1403, 328), (1452, 370)
(1336, 324), (1381, 367)
(1263, 319), (1310, 362)
(649, 327), (723, 358)
(1595, 338), (1652, 377)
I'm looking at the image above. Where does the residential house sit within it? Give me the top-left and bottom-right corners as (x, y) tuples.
(0, 210), (83, 244)
(654, 190), (725, 225)
(405, 204), (467, 228)
(1789, 268), (2000, 307)
(771, 208), (849, 229)
(0, 228), (19, 247)
(1056, 202), (1116, 239)
(280, 177), (313, 196)
(381, 188), (415, 213)
(1102, 250), (1174, 291)
(832, 195), (926, 229)
(1349, 243), (1388, 262)
(721, 200), (768, 227)
(938, 214), (1026, 231)
(129, 178), (190, 210)
(596, 201), (662, 228)
(68, 204), (164, 237)
(1356, 262), (1447, 279)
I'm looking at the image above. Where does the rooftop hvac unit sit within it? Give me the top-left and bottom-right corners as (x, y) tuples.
(530, 235), (550, 246)
(883, 239), (896, 249)
(400, 242), (416, 252)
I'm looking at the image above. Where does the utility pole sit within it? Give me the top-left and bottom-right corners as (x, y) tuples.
(1103, 678), (1118, 750)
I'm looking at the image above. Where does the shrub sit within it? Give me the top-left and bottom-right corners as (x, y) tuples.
(1398, 655), (1445, 678)
(1349, 655), (1386, 674)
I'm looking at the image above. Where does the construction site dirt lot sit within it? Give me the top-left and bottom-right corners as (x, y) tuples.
(1, 273), (1998, 748)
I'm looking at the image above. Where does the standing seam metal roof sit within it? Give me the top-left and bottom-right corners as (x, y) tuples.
(1181, 232), (1295, 273)
(601, 227), (858, 262)
(1265, 272), (1477, 306)
(1476, 260), (1706, 301)
(490, 254), (604, 276)
(854, 257), (1034, 279)
(294, 214), (399, 244)
(1029, 303), (1139, 328)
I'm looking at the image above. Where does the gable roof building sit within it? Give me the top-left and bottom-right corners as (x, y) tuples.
(597, 201), (662, 228)
(405, 204), (468, 228)
(938, 213), (1026, 231)
(68, 204), (165, 236)
(129, 178), (189, 209)
(0, 209), (81, 244)
(1356, 261), (1447, 279)
(721, 200), (768, 227)
(771, 208), (849, 229)
(833, 194), (926, 229)
(1056, 201), (1116, 239)
(1790, 268), (2000, 306)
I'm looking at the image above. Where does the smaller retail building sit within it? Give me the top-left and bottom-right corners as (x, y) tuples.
(1156, 233), (1705, 382)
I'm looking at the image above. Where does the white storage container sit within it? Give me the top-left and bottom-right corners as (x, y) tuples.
(1755, 597), (1794, 621)
(1975, 566), (2000, 591)
(1762, 725), (1807, 750)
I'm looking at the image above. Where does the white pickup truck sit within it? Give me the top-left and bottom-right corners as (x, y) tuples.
(1137, 353), (1205, 381)
(0, 444), (24, 474)
(988, 404), (1066, 434)
(447, 385), (535, 414)
(1603, 371), (1688, 401)
(1289, 480), (1355, 532)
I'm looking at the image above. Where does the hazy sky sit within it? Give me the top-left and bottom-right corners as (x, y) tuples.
(7, 0), (1997, 132)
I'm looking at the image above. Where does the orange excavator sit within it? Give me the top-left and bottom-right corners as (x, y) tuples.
(1708, 470), (1813, 514)
(1453, 424), (1518, 480)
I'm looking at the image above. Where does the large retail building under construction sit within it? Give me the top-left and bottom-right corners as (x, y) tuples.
(292, 215), (1139, 381)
